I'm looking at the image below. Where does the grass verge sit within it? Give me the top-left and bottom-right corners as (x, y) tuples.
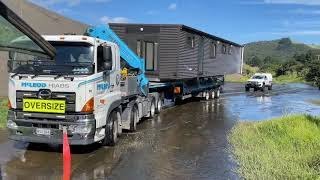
(229, 115), (320, 179)
(225, 74), (249, 83)
(0, 98), (7, 128)
(274, 74), (305, 84)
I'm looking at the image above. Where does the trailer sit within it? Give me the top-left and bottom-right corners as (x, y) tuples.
(0, 1), (243, 146)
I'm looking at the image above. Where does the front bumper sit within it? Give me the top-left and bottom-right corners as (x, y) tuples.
(7, 111), (96, 145)
(246, 83), (263, 88)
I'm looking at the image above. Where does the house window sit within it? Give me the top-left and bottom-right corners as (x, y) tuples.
(210, 42), (217, 58)
(228, 45), (232, 55)
(136, 40), (142, 58)
(187, 36), (195, 48)
(222, 44), (227, 54)
(144, 42), (158, 71)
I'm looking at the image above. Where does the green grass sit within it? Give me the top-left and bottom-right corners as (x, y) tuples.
(0, 98), (7, 128)
(229, 115), (320, 179)
(274, 74), (305, 84)
(225, 74), (249, 83)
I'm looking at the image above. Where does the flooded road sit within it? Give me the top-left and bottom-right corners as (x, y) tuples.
(0, 83), (319, 180)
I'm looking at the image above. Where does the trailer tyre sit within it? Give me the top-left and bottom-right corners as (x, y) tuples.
(149, 100), (156, 118)
(129, 106), (138, 132)
(210, 91), (215, 99)
(103, 111), (118, 146)
(205, 91), (210, 100)
(215, 89), (221, 99)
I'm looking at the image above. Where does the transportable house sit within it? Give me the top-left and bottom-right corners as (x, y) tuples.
(109, 23), (244, 82)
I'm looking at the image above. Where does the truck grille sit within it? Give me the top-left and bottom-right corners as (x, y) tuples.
(16, 91), (76, 113)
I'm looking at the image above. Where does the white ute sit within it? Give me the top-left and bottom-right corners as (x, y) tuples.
(245, 73), (273, 91)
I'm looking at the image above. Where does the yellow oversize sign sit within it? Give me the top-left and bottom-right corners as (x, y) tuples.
(23, 99), (66, 114)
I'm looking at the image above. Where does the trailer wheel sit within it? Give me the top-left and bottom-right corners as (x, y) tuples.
(205, 91), (210, 100)
(215, 89), (221, 99)
(210, 91), (215, 99)
(155, 99), (162, 114)
(129, 106), (138, 132)
(149, 100), (156, 118)
(103, 111), (118, 146)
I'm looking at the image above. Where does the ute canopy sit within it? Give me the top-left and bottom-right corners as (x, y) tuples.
(0, 1), (55, 59)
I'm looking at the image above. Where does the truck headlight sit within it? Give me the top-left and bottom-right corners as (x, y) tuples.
(7, 120), (18, 130)
(69, 124), (93, 134)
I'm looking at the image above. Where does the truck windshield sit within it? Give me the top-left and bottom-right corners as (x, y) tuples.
(8, 42), (94, 75)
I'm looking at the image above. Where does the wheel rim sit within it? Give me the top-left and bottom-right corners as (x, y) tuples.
(134, 108), (138, 129)
(211, 91), (215, 99)
(217, 90), (220, 97)
(151, 102), (155, 117)
(113, 119), (117, 142)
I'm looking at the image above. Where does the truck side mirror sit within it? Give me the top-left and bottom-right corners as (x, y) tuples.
(97, 46), (113, 71)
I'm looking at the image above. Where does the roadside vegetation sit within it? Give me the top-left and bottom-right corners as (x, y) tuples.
(244, 38), (320, 86)
(229, 115), (320, 179)
(0, 98), (7, 128)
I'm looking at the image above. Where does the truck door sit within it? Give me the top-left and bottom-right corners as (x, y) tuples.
(0, 1), (56, 58)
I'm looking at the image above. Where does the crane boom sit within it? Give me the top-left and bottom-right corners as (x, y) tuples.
(86, 25), (149, 96)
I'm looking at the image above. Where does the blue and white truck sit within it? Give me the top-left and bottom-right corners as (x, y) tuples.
(0, 1), (236, 146)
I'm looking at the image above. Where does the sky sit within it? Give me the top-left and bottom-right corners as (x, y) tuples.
(28, 0), (320, 45)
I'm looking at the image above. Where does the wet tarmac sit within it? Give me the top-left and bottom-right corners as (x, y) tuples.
(0, 83), (319, 180)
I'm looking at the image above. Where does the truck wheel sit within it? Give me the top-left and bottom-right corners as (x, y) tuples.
(155, 99), (162, 114)
(215, 89), (220, 99)
(205, 91), (210, 100)
(210, 90), (215, 99)
(149, 100), (156, 118)
(245, 87), (250, 91)
(103, 111), (118, 146)
(129, 106), (138, 132)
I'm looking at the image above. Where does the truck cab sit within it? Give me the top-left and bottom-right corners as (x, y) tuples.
(7, 35), (126, 145)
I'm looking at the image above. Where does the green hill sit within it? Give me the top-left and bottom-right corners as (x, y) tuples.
(244, 38), (320, 63)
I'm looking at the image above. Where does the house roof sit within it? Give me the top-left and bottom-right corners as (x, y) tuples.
(109, 23), (243, 47)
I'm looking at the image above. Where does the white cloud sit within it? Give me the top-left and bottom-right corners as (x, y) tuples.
(263, 0), (320, 6)
(100, 16), (130, 24)
(146, 10), (158, 15)
(290, 8), (320, 14)
(272, 30), (320, 35)
(168, 3), (177, 10)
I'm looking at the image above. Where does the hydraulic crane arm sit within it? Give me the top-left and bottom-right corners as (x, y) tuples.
(86, 25), (149, 96)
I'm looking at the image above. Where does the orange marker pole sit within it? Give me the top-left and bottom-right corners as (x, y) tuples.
(63, 127), (71, 180)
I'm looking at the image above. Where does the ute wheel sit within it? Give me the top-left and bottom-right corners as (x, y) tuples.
(103, 111), (118, 146)
(129, 106), (138, 132)
(215, 89), (221, 99)
(149, 100), (156, 118)
(155, 99), (162, 114)
(245, 87), (250, 92)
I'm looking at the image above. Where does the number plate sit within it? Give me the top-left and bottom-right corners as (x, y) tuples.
(35, 128), (51, 136)
(23, 99), (66, 114)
